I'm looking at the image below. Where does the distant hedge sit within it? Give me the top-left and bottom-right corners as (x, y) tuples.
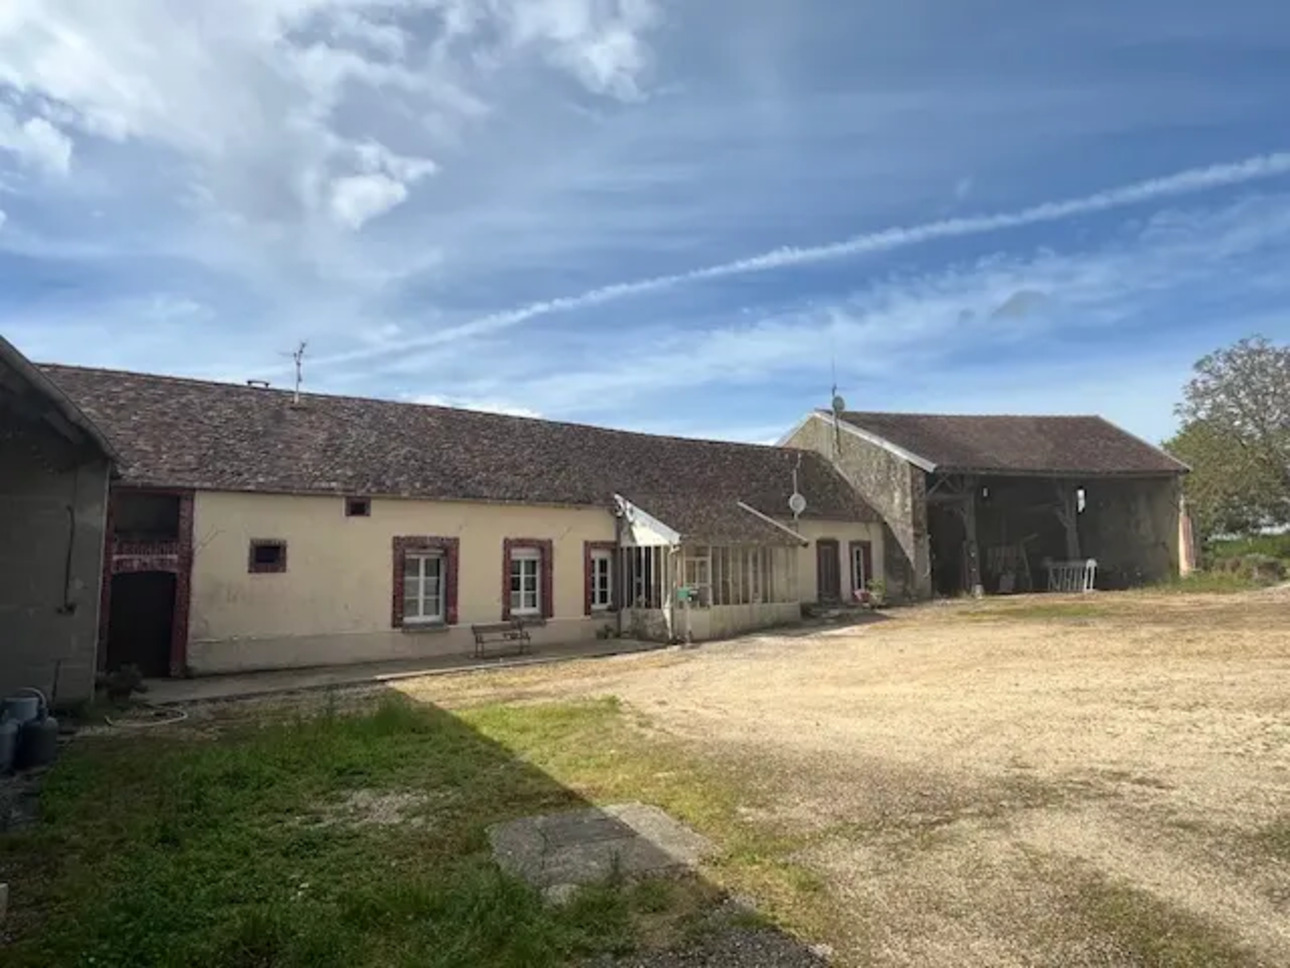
(1205, 533), (1290, 562)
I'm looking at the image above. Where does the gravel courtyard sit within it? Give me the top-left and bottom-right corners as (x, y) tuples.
(396, 589), (1290, 967)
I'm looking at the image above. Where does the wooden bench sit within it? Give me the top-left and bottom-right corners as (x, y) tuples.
(470, 620), (534, 659)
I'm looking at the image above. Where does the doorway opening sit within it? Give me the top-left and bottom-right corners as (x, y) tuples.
(106, 571), (176, 677)
(816, 539), (841, 603)
(928, 503), (967, 596)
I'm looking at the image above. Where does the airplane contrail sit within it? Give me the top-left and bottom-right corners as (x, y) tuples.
(316, 151), (1290, 369)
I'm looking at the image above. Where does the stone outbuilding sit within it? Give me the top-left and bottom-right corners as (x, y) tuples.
(1, 337), (116, 703)
(782, 409), (1190, 599)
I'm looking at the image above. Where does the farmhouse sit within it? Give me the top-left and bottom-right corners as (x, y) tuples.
(40, 365), (881, 677)
(783, 409), (1191, 599)
(1, 338), (115, 702)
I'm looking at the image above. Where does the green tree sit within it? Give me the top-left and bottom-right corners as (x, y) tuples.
(1168, 335), (1290, 539)
(1165, 420), (1282, 539)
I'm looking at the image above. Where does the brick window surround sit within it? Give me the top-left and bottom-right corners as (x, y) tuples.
(584, 540), (617, 615)
(502, 538), (554, 621)
(392, 536), (460, 627)
(248, 539), (288, 574)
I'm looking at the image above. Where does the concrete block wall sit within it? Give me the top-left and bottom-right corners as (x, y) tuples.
(0, 419), (109, 704)
(1082, 477), (1183, 586)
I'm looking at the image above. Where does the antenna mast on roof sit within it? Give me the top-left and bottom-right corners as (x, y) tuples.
(788, 451), (807, 524)
(829, 357), (847, 459)
(288, 340), (307, 406)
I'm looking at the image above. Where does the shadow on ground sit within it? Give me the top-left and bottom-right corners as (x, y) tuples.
(0, 684), (826, 968)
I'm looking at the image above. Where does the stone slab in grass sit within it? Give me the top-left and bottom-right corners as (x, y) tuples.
(489, 802), (714, 891)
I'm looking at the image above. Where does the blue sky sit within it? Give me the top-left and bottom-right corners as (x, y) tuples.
(2, 1), (1288, 445)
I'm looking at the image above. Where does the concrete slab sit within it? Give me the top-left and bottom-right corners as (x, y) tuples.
(489, 803), (714, 890)
(143, 638), (663, 705)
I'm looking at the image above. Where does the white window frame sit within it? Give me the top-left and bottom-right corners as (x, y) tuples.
(403, 551), (445, 624)
(683, 550), (712, 608)
(511, 547), (541, 616)
(852, 544), (869, 593)
(590, 550), (613, 611)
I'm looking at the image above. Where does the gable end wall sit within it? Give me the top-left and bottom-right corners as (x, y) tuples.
(784, 416), (929, 600)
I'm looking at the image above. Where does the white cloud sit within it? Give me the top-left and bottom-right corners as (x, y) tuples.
(0, 0), (661, 228)
(313, 150), (1290, 370)
(954, 175), (974, 200)
(0, 109), (73, 173)
(329, 173), (409, 229)
(144, 294), (212, 322)
(0, 208), (6, 228)
(324, 139), (438, 228)
(353, 140), (437, 183)
(359, 191), (1290, 425)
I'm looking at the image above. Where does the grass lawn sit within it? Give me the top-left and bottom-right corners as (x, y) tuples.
(0, 694), (806, 968)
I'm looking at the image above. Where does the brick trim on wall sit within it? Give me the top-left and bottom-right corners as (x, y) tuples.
(98, 487), (194, 677)
(391, 536), (460, 628)
(584, 540), (617, 615)
(502, 538), (554, 621)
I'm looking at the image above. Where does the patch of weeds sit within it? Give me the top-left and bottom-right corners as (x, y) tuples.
(632, 877), (678, 913)
(1142, 572), (1267, 595)
(555, 881), (637, 957)
(782, 864), (827, 894)
(1060, 869), (1257, 968)
(627, 877), (728, 950)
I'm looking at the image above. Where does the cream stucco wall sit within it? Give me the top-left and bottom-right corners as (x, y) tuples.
(185, 491), (884, 673)
(189, 491), (616, 673)
(788, 517), (886, 604)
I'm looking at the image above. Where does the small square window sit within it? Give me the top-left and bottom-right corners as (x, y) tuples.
(345, 497), (371, 518)
(248, 539), (287, 574)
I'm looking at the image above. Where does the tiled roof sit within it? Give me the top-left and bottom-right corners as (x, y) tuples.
(833, 411), (1187, 476)
(1, 337), (118, 460)
(627, 493), (805, 547)
(40, 365), (875, 532)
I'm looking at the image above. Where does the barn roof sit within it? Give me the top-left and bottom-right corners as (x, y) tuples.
(1, 337), (118, 461)
(39, 364), (875, 543)
(830, 410), (1188, 477)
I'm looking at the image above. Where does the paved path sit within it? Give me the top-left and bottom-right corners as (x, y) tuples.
(144, 638), (663, 704)
(490, 802), (714, 894)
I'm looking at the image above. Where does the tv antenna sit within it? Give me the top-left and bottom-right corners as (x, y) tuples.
(829, 359), (847, 457)
(285, 340), (308, 406)
(788, 452), (807, 521)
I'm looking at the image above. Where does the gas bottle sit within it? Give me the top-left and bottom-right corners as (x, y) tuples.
(1, 691), (40, 725)
(0, 717), (19, 773)
(16, 712), (59, 770)
(9, 689), (58, 771)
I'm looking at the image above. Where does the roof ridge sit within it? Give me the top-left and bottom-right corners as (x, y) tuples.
(839, 409), (1106, 420)
(1089, 414), (1189, 471)
(38, 362), (811, 456)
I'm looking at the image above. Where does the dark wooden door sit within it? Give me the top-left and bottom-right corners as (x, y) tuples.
(106, 571), (176, 677)
(816, 539), (841, 603)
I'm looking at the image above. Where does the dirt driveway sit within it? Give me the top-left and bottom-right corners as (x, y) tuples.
(396, 589), (1290, 967)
